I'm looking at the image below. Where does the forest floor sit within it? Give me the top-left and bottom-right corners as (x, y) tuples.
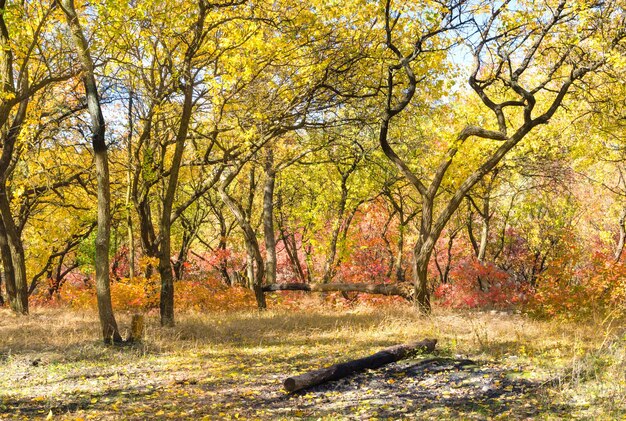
(0, 302), (625, 420)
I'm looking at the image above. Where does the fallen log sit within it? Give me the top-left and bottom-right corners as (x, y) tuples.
(262, 282), (412, 301)
(283, 338), (437, 392)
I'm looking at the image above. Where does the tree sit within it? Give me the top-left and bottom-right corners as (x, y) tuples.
(0, 0), (78, 314)
(109, 0), (254, 325)
(59, 0), (122, 343)
(376, 0), (623, 312)
(208, 0), (380, 305)
(381, 177), (419, 282)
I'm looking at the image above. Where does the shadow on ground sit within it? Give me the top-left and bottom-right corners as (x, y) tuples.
(240, 357), (574, 420)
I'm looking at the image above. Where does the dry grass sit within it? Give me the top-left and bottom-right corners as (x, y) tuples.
(0, 304), (624, 419)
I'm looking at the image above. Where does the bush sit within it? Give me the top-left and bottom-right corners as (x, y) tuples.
(57, 275), (255, 313)
(530, 251), (626, 320)
(434, 258), (529, 309)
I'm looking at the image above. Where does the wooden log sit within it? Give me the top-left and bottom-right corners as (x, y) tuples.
(263, 282), (412, 301)
(283, 338), (437, 392)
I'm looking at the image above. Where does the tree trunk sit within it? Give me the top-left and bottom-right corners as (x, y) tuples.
(135, 196), (158, 278)
(281, 230), (307, 283)
(155, 0), (211, 325)
(477, 217), (489, 262)
(245, 242), (255, 289)
(216, 212), (231, 285)
(126, 90), (135, 281)
(245, 235), (266, 309)
(130, 100), (158, 280)
(413, 251), (432, 313)
(283, 339), (437, 392)
(276, 194), (307, 283)
(322, 173), (351, 283)
(158, 237), (176, 325)
(174, 217), (197, 281)
(90, 71), (122, 343)
(219, 184), (267, 309)
(411, 195), (435, 313)
(0, 191), (27, 314)
(467, 207), (479, 257)
(263, 151), (277, 285)
(615, 208), (626, 263)
(394, 224), (405, 282)
(126, 204), (135, 281)
(0, 215), (17, 310)
(304, 243), (314, 283)
(0, 14), (28, 314)
(60, 0), (122, 343)
(157, 60), (195, 327)
(476, 194), (490, 291)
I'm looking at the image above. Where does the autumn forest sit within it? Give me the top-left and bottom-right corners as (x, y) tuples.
(1, 0), (626, 419)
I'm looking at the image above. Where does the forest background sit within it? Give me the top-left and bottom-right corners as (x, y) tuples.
(0, 0), (625, 338)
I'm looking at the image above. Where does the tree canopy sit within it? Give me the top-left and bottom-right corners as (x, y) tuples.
(0, 0), (625, 333)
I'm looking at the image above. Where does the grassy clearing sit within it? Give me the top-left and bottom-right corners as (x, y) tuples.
(0, 302), (624, 420)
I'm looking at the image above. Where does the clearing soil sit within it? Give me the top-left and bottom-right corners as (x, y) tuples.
(1, 306), (624, 420)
